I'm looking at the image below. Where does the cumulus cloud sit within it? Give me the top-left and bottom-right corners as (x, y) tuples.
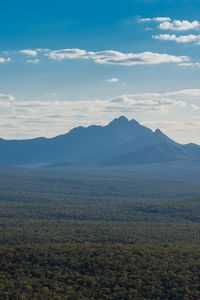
(159, 20), (200, 31)
(46, 48), (189, 66)
(106, 78), (119, 82)
(20, 49), (38, 56)
(153, 33), (200, 44)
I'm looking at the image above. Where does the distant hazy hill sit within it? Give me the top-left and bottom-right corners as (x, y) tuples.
(0, 116), (200, 166)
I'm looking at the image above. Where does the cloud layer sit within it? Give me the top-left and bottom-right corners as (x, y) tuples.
(0, 88), (200, 143)
(0, 89), (198, 140)
(45, 48), (188, 66)
(15, 47), (190, 66)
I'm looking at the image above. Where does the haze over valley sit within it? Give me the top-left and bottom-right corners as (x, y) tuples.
(1, 116), (200, 181)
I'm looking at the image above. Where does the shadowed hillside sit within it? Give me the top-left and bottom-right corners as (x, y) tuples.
(0, 117), (200, 169)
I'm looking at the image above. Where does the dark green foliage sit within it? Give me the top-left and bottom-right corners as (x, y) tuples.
(0, 168), (200, 245)
(0, 244), (200, 299)
(0, 168), (200, 298)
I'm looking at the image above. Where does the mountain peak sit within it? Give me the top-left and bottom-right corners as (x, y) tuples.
(108, 116), (129, 127)
(130, 119), (140, 126)
(0, 116), (200, 166)
(154, 129), (169, 138)
(154, 129), (163, 135)
(154, 128), (169, 139)
(154, 128), (179, 145)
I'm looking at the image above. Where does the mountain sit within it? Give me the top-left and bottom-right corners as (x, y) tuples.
(100, 127), (199, 166)
(0, 116), (199, 166)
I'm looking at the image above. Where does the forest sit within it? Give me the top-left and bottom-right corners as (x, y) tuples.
(0, 167), (200, 298)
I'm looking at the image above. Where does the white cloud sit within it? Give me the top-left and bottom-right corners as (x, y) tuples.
(46, 48), (189, 66)
(165, 89), (200, 97)
(0, 57), (6, 63)
(138, 17), (171, 22)
(178, 62), (200, 68)
(108, 94), (186, 113)
(153, 17), (171, 22)
(138, 18), (152, 22)
(153, 33), (200, 44)
(133, 89), (200, 99)
(159, 20), (200, 31)
(0, 89), (199, 143)
(191, 104), (200, 110)
(0, 93), (15, 100)
(0, 57), (11, 63)
(124, 88), (200, 102)
(26, 59), (40, 64)
(20, 49), (38, 56)
(36, 48), (50, 53)
(47, 48), (87, 60)
(4, 88), (200, 143)
(106, 78), (119, 82)
(143, 119), (200, 143)
(0, 90), (188, 139)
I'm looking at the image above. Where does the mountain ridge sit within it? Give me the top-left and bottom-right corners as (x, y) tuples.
(0, 116), (199, 166)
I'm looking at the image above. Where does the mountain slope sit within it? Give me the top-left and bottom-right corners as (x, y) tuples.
(0, 116), (199, 165)
(0, 116), (153, 164)
(100, 128), (200, 166)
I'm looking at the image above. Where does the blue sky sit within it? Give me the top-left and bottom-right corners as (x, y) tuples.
(1, 0), (200, 143)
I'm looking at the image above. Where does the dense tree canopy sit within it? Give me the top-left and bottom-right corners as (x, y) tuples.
(0, 168), (200, 298)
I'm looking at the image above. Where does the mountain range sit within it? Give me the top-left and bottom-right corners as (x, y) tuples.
(0, 116), (200, 167)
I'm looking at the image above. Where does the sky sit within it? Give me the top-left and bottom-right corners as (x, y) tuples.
(1, 0), (200, 143)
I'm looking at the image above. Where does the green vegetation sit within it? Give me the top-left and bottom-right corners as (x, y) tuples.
(0, 167), (200, 298)
(0, 168), (200, 245)
(1, 244), (200, 299)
